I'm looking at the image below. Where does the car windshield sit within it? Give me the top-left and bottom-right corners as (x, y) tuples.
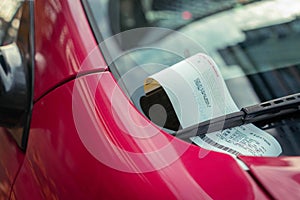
(85, 0), (300, 156)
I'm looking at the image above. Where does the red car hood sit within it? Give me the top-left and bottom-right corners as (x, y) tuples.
(239, 156), (300, 199)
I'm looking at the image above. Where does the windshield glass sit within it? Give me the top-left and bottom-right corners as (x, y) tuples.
(85, 0), (300, 156)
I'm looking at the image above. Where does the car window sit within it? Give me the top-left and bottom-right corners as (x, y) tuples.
(86, 0), (300, 103)
(84, 0), (300, 156)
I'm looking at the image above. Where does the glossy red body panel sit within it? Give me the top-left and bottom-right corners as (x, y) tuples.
(14, 73), (268, 199)
(33, 0), (107, 101)
(1, 0), (297, 199)
(240, 156), (300, 200)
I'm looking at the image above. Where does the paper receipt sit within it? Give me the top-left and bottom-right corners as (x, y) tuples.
(145, 53), (282, 158)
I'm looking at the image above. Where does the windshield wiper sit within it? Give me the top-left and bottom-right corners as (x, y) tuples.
(176, 93), (300, 140)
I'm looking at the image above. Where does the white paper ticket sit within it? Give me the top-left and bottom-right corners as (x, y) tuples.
(145, 53), (282, 158)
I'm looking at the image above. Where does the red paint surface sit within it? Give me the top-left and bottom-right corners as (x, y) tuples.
(13, 73), (268, 199)
(240, 156), (300, 200)
(33, 0), (107, 101)
(0, 0), (298, 199)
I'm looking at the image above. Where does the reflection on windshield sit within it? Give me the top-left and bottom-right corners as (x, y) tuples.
(86, 0), (300, 155)
(144, 0), (260, 29)
(88, 0), (300, 102)
(179, 0), (300, 79)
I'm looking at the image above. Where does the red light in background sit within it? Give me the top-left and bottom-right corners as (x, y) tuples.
(182, 11), (192, 20)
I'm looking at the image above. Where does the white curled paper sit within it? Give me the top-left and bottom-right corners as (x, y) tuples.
(145, 53), (282, 159)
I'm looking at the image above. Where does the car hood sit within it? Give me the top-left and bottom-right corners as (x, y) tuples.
(239, 156), (300, 199)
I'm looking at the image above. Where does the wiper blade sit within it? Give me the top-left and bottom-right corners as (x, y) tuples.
(176, 93), (300, 140)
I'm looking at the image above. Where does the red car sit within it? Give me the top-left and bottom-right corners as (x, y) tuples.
(1, 0), (300, 199)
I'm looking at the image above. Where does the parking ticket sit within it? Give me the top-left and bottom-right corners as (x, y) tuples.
(145, 53), (282, 159)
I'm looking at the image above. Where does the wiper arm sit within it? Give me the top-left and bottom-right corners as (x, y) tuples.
(176, 93), (300, 140)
